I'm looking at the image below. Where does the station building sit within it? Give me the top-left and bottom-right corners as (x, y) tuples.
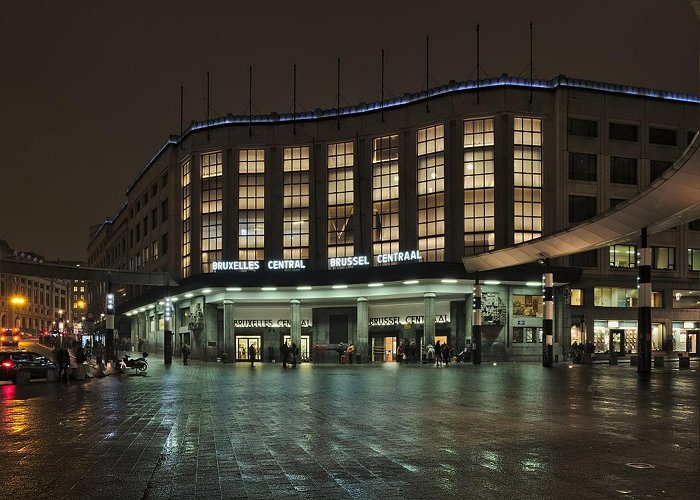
(86, 75), (700, 363)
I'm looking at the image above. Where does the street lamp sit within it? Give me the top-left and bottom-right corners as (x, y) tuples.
(10, 295), (26, 330)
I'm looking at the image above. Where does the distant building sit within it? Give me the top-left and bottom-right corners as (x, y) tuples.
(87, 75), (700, 362)
(0, 239), (71, 335)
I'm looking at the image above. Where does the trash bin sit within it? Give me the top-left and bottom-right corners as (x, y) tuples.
(678, 352), (690, 368)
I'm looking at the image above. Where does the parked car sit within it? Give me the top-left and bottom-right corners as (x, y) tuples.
(0, 328), (21, 346)
(0, 350), (57, 383)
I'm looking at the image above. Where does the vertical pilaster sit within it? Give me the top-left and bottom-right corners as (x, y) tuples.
(223, 299), (235, 363)
(542, 258), (554, 367)
(290, 299), (301, 352)
(163, 297), (173, 365)
(638, 227), (652, 373)
(357, 297), (369, 363)
(203, 302), (218, 362)
(472, 280), (482, 365)
(424, 292), (436, 345)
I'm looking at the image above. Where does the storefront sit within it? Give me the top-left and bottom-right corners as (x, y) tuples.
(593, 320), (665, 354)
(672, 321), (700, 355)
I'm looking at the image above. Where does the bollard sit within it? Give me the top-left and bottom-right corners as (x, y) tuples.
(630, 355), (638, 366)
(46, 369), (59, 382)
(14, 369), (30, 385)
(71, 364), (86, 381)
(678, 353), (690, 369)
(653, 356), (664, 367)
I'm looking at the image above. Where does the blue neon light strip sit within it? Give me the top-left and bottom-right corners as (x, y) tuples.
(127, 75), (699, 194)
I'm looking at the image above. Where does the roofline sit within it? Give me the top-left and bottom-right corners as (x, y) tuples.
(87, 202), (128, 248)
(125, 74), (700, 195)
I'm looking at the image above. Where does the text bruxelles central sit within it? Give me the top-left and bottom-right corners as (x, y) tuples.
(210, 251), (422, 272)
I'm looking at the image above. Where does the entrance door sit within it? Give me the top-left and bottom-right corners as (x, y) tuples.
(283, 335), (310, 361)
(383, 337), (396, 362)
(236, 336), (261, 361)
(609, 329), (625, 356)
(687, 330), (699, 355)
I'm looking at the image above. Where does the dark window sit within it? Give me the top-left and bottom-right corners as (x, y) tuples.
(135, 225), (140, 243)
(650, 160), (673, 181)
(689, 219), (700, 231)
(568, 118), (598, 137)
(151, 183), (158, 197)
(570, 249), (598, 267)
(610, 156), (637, 184)
(142, 217), (148, 237)
(136, 201), (140, 213)
(649, 127), (677, 146)
(609, 122), (638, 142)
(610, 198), (627, 208)
(688, 131), (698, 146)
(569, 195), (597, 223)
(161, 173), (168, 187)
(143, 192), (148, 205)
(161, 233), (168, 255)
(568, 153), (597, 181)
(151, 209), (157, 230)
(161, 200), (168, 222)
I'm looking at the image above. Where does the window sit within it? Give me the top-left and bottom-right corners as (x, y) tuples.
(162, 233), (169, 255)
(570, 288), (584, 306)
(610, 156), (637, 185)
(568, 152), (596, 181)
(610, 198), (627, 208)
(690, 219), (700, 231)
(649, 127), (677, 146)
(135, 224), (140, 242)
(143, 192), (148, 204)
(650, 160), (672, 181)
(327, 142), (354, 267)
(464, 117), (495, 255)
(594, 287), (662, 308)
(161, 200), (168, 222)
(568, 118), (597, 138)
(513, 327), (543, 344)
(417, 125), (445, 262)
(569, 195), (597, 223)
(182, 159), (191, 278)
(161, 172), (168, 187)
(201, 151), (223, 271)
(512, 295), (543, 317)
(513, 117), (542, 243)
(689, 249), (700, 271)
(143, 217), (148, 236)
(610, 244), (637, 268)
(151, 208), (157, 230)
(609, 122), (638, 142)
(372, 134), (399, 263)
(283, 146), (310, 260)
(151, 183), (157, 197)
(652, 246), (675, 270)
(239, 149), (265, 260)
(152, 240), (159, 260)
(142, 246), (150, 264)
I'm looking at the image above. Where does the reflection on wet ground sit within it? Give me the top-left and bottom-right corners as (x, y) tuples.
(0, 360), (697, 499)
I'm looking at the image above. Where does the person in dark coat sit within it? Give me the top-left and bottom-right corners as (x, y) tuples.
(291, 343), (298, 368)
(60, 347), (70, 381)
(281, 341), (290, 368)
(249, 343), (256, 367)
(181, 344), (191, 365)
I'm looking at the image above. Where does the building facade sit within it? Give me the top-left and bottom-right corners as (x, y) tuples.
(87, 76), (700, 362)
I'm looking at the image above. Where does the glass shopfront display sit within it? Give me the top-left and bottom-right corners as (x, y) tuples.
(593, 320), (665, 353)
(236, 336), (261, 361)
(672, 322), (700, 354)
(283, 335), (310, 362)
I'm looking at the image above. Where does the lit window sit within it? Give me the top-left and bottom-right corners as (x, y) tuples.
(239, 149), (265, 261)
(283, 147), (310, 260)
(372, 134), (399, 264)
(689, 248), (700, 272)
(201, 151), (223, 272)
(513, 117), (542, 243)
(609, 244), (637, 268)
(512, 295), (543, 317)
(652, 246), (675, 270)
(327, 142), (354, 268)
(570, 288), (584, 306)
(594, 287), (662, 308)
(182, 158), (191, 278)
(464, 118), (495, 254)
(417, 125), (445, 262)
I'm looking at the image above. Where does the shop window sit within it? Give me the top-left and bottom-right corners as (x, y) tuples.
(568, 118), (597, 138)
(609, 122), (638, 142)
(512, 295), (543, 317)
(327, 142), (355, 267)
(652, 246), (675, 270)
(283, 146), (310, 260)
(650, 160), (673, 181)
(649, 127), (677, 146)
(673, 290), (700, 309)
(570, 288), (584, 306)
(609, 244), (636, 268)
(239, 149), (265, 261)
(689, 248), (700, 271)
(201, 151), (224, 271)
(568, 152), (596, 181)
(512, 327), (543, 343)
(594, 287), (662, 307)
(610, 156), (637, 185)
(568, 195), (597, 223)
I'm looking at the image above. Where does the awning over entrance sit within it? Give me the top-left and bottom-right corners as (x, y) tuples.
(463, 134), (700, 272)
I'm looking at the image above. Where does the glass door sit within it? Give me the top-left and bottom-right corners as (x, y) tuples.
(283, 335), (310, 361)
(236, 336), (261, 361)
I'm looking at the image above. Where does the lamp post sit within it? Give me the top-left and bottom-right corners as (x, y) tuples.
(10, 295), (26, 330)
(58, 309), (64, 346)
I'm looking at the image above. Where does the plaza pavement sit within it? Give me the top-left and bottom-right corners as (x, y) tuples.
(0, 356), (698, 500)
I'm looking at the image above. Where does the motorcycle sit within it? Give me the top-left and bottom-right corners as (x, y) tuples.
(117, 352), (148, 374)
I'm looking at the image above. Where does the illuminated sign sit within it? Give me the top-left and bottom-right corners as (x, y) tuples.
(232, 319), (312, 328)
(211, 260), (305, 272)
(211, 252), (420, 272)
(376, 250), (422, 264)
(369, 315), (449, 326)
(329, 256), (370, 268)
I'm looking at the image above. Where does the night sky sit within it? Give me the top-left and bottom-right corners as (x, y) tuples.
(1, 1), (697, 262)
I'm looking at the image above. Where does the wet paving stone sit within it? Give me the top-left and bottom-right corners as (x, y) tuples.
(0, 359), (698, 499)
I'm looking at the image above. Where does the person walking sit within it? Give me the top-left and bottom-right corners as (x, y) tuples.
(336, 342), (345, 364)
(435, 340), (442, 367)
(249, 343), (256, 367)
(281, 341), (290, 368)
(181, 343), (191, 365)
(60, 347), (71, 381)
(442, 342), (450, 367)
(347, 343), (356, 364)
(291, 342), (298, 368)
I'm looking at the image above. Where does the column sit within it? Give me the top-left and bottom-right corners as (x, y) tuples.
(163, 297), (173, 365)
(290, 299), (301, 352)
(472, 279), (482, 365)
(223, 299), (234, 363)
(542, 258), (554, 367)
(424, 292), (436, 346)
(203, 302), (218, 362)
(638, 227), (652, 373)
(356, 297), (369, 363)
